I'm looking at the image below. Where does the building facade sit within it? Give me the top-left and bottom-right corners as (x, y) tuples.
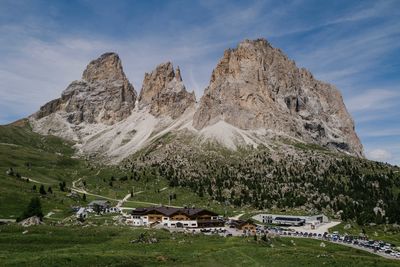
(253, 214), (329, 227)
(129, 206), (224, 228)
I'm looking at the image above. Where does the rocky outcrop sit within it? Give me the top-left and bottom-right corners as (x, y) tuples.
(28, 39), (364, 162)
(33, 52), (136, 125)
(193, 39), (363, 156)
(139, 62), (195, 119)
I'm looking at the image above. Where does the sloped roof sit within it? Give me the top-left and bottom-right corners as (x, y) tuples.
(230, 219), (256, 228)
(88, 200), (110, 206)
(131, 206), (218, 217)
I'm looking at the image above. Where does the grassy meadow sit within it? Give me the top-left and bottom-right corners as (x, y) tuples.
(1, 122), (400, 266)
(0, 225), (399, 267)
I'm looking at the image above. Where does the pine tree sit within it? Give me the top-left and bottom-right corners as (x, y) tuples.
(39, 185), (46, 195)
(19, 197), (43, 221)
(47, 186), (53, 194)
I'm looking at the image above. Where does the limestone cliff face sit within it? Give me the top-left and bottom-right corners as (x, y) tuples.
(193, 39), (363, 156)
(138, 62), (195, 119)
(33, 52), (136, 125)
(28, 39), (364, 162)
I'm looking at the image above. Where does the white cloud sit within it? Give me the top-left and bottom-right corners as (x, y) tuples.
(360, 129), (400, 138)
(345, 89), (400, 112)
(367, 148), (393, 162)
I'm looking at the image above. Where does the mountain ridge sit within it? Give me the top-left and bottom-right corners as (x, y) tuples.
(28, 38), (363, 163)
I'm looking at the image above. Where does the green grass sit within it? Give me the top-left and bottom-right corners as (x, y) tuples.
(0, 123), (127, 219)
(2, 122), (400, 266)
(0, 122), (240, 220)
(0, 225), (398, 267)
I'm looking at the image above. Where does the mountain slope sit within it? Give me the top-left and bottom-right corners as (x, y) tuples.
(28, 38), (363, 164)
(194, 39), (363, 157)
(5, 36), (400, 224)
(124, 133), (400, 224)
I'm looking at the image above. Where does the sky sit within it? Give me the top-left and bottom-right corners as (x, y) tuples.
(0, 0), (399, 165)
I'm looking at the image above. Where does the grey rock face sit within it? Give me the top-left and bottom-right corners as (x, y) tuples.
(33, 52), (137, 125)
(139, 62), (195, 119)
(193, 39), (363, 156)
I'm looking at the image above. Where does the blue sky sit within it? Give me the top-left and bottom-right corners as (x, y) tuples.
(0, 0), (399, 165)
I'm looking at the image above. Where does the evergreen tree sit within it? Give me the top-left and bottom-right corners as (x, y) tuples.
(59, 181), (66, 192)
(39, 185), (46, 195)
(47, 186), (53, 194)
(19, 197), (43, 221)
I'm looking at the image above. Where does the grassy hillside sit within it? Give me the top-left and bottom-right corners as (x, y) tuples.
(0, 121), (87, 219)
(0, 122), (237, 219)
(0, 225), (398, 267)
(1, 122), (400, 265)
(125, 131), (400, 225)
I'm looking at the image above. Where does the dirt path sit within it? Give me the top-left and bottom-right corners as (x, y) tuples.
(116, 193), (131, 208)
(71, 177), (161, 207)
(0, 143), (19, 147)
(22, 176), (51, 185)
(44, 212), (54, 218)
(229, 213), (244, 220)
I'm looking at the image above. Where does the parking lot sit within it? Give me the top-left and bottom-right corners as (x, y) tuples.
(267, 227), (400, 260)
(174, 225), (400, 260)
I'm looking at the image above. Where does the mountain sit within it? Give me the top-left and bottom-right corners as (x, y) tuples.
(193, 39), (363, 157)
(29, 38), (363, 163)
(139, 62), (196, 119)
(29, 54), (196, 162)
(11, 38), (400, 224)
(34, 53), (136, 126)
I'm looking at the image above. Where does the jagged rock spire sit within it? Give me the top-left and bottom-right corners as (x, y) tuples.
(33, 52), (137, 125)
(139, 62), (195, 118)
(82, 52), (126, 82)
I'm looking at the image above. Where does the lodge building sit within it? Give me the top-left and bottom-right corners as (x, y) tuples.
(129, 206), (225, 228)
(230, 219), (257, 234)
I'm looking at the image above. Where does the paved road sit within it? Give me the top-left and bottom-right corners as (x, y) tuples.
(288, 221), (342, 235)
(282, 235), (399, 260)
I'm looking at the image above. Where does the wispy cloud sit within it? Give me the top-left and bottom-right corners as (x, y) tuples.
(367, 148), (393, 162)
(360, 129), (400, 138)
(346, 89), (400, 112)
(0, 0), (399, 165)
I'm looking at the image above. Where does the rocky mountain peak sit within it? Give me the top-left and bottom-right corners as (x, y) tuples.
(175, 66), (182, 82)
(193, 38), (364, 157)
(82, 52), (126, 82)
(139, 62), (195, 118)
(32, 52), (137, 126)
